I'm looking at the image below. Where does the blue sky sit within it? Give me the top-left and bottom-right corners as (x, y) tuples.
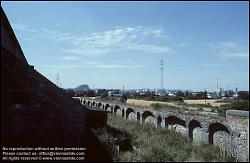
(2, 1), (249, 91)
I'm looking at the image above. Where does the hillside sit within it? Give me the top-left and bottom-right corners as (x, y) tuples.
(1, 7), (111, 161)
(74, 84), (90, 92)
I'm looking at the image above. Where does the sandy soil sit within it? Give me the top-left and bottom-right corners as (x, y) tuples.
(127, 99), (227, 107)
(127, 99), (173, 107)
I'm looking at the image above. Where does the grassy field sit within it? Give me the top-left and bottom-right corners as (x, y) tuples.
(127, 98), (227, 107)
(183, 99), (227, 107)
(127, 99), (174, 107)
(104, 114), (235, 162)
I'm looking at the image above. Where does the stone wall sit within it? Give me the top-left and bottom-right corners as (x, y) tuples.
(82, 99), (249, 162)
(225, 110), (249, 162)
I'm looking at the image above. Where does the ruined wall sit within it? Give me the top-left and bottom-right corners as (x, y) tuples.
(225, 110), (249, 162)
(83, 98), (249, 162)
(212, 110), (249, 162)
(192, 127), (205, 145)
(1, 7), (28, 65)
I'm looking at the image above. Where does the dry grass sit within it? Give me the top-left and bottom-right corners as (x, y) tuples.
(183, 99), (227, 107)
(127, 99), (170, 107)
(127, 99), (227, 107)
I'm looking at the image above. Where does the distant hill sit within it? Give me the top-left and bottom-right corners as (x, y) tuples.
(74, 84), (90, 92)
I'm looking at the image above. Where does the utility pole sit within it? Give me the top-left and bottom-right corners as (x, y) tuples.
(204, 89), (207, 105)
(122, 85), (124, 95)
(235, 80), (238, 93)
(56, 73), (59, 87)
(216, 77), (219, 92)
(160, 59), (164, 90)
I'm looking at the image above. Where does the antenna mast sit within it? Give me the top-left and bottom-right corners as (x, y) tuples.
(56, 73), (59, 87)
(235, 79), (238, 92)
(216, 77), (219, 92)
(160, 59), (164, 90)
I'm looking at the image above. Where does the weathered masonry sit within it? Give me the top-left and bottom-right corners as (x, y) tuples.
(77, 97), (249, 162)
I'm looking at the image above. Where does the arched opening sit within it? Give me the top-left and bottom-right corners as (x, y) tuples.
(157, 115), (162, 127)
(165, 116), (186, 128)
(114, 105), (121, 115)
(98, 102), (102, 109)
(208, 123), (230, 144)
(92, 101), (96, 107)
(142, 111), (154, 123)
(126, 108), (135, 119)
(105, 104), (110, 111)
(111, 106), (113, 114)
(87, 101), (91, 106)
(188, 119), (202, 142)
(122, 109), (125, 117)
(137, 112), (140, 121)
(83, 100), (86, 105)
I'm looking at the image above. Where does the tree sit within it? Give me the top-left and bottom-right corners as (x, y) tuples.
(100, 92), (108, 99)
(120, 95), (127, 103)
(176, 91), (184, 98)
(184, 90), (190, 97)
(86, 90), (95, 97)
(196, 91), (206, 99)
(176, 91), (184, 101)
(238, 91), (249, 101)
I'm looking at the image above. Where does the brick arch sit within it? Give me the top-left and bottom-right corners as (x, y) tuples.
(126, 108), (135, 119)
(122, 109), (125, 117)
(208, 123), (230, 144)
(98, 102), (102, 109)
(188, 119), (202, 142)
(105, 104), (110, 111)
(114, 105), (121, 114)
(142, 111), (154, 123)
(165, 115), (186, 128)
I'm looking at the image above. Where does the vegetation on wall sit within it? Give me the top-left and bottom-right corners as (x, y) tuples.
(96, 114), (235, 162)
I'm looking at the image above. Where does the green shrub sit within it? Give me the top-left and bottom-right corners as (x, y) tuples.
(217, 100), (249, 117)
(227, 100), (249, 111)
(107, 114), (235, 162)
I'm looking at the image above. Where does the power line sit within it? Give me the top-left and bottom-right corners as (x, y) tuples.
(160, 59), (164, 90)
(235, 79), (238, 92)
(216, 77), (219, 92)
(56, 72), (59, 87)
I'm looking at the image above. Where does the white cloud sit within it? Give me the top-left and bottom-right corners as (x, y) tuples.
(210, 41), (249, 59)
(127, 44), (171, 54)
(12, 23), (37, 32)
(62, 56), (79, 61)
(203, 63), (224, 67)
(42, 63), (144, 69)
(13, 23), (171, 57)
(95, 64), (144, 69)
(40, 28), (76, 42)
(223, 52), (249, 58)
(63, 26), (170, 56)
